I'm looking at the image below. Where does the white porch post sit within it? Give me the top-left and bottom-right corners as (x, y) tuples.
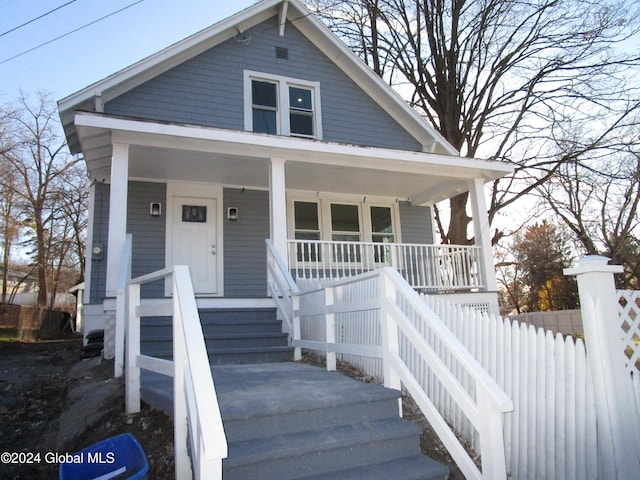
(269, 157), (288, 265)
(564, 256), (640, 479)
(468, 177), (498, 292)
(105, 143), (130, 296)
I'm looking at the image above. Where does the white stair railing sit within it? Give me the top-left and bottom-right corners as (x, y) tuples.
(266, 239), (301, 360)
(125, 265), (227, 479)
(290, 267), (513, 480)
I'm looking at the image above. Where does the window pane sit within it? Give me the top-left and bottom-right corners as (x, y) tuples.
(331, 204), (360, 233)
(252, 108), (277, 134)
(252, 80), (277, 107)
(289, 87), (312, 110)
(332, 233), (360, 242)
(371, 207), (393, 233)
(290, 112), (314, 136)
(294, 201), (319, 230)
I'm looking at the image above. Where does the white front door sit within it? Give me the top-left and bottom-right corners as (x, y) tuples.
(171, 196), (217, 294)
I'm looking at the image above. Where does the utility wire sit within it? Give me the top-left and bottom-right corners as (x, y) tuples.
(0, 1), (78, 38)
(0, 0), (145, 66)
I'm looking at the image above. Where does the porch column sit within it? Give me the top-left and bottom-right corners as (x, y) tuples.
(105, 143), (130, 296)
(468, 178), (498, 292)
(269, 157), (288, 265)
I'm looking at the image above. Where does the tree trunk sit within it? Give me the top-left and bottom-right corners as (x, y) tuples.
(446, 192), (472, 245)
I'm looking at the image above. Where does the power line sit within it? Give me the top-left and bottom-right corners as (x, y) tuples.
(0, 0), (145, 66)
(0, 1), (78, 38)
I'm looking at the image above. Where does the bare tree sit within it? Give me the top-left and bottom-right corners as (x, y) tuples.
(0, 164), (23, 303)
(537, 147), (640, 288)
(308, 0), (640, 244)
(1, 92), (83, 306)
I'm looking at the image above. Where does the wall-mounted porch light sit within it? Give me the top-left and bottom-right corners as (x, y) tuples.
(150, 202), (162, 217)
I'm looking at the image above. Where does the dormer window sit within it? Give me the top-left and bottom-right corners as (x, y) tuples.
(244, 70), (322, 139)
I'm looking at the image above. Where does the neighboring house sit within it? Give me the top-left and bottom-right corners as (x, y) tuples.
(0, 267), (37, 305)
(58, 0), (512, 347)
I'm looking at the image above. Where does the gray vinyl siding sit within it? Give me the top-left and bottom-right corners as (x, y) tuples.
(399, 202), (434, 244)
(90, 182), (110, 304)
(223, 188), (270, 297)
(127, 181), (167, 298)
(89, 181), (167, 302)
(104, 16), (421, 152)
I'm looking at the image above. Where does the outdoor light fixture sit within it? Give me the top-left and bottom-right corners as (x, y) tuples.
(227, 207), (238, 221)
(150, 202), (162, 217)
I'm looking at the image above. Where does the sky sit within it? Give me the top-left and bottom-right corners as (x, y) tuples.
(0, 0), (258, 103)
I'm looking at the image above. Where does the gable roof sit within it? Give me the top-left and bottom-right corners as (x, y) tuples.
(58, 0), (458, 156)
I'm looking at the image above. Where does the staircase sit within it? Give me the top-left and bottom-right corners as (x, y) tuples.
(216, 362), (449, 480)
(140, 306), (449, 479)
(140, 307), (294, 364)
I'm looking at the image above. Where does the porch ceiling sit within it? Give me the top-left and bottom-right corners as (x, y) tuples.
(75, 112), (513, 205)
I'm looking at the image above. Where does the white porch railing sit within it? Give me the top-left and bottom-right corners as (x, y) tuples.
(125, 265), (228, 479)
(288, 239), (484, 291)
(287, 267), (513, 480)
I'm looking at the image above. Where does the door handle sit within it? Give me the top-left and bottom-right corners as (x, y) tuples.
(211, 245), (216, 255)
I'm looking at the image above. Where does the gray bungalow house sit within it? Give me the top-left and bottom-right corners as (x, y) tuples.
(59, 0), (511, 356)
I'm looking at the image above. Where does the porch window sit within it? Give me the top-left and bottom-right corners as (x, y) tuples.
(331, 203), (361, 262)
(244, 70), (322, 139)
(370, 206), (394, 263)
(294, 201), (320, 261)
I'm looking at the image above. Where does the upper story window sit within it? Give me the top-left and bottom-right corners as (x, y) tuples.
(244, 70), (322, 139)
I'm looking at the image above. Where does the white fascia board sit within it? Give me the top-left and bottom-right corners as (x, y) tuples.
(59, 0), (284, 113)
(75, 112), (513, 180)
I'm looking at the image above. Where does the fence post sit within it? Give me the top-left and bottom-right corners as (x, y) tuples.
(564, 255), (640, 479)
(125, 283), (140, 414)
(293, 295), (302, 361)
(379, 269), (402, 416)
(325, 287), (337, 371)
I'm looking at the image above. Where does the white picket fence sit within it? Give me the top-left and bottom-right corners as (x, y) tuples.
(297, 282), (640, 479)
(424, 296), (599, 480)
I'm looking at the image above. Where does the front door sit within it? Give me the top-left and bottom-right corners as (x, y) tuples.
(170, 196), (217, 294)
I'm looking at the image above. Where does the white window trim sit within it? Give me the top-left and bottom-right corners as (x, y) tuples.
(244, 70), (323, 139)
(287, 192), (401, 243)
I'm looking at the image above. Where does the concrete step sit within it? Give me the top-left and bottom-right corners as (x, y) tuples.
(140, 363), (449, 480)
(223, 418), (425, 480)
(300, 455), (449, 480)
(212, 363), (449, 480)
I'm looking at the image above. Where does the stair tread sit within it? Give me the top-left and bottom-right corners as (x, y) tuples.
(299, 455), (450, 480)
(224, 417), (421, 467)
(141, 332), (288, 341)
(210, 345), (293, 354)
(213, 363), (400, 420)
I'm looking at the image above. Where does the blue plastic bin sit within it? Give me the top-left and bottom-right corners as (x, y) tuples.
(59, 433), (149, 480)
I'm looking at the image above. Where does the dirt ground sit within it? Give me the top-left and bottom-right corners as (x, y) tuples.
(1, 339), (464, 480)
(0, 338), (174, 479)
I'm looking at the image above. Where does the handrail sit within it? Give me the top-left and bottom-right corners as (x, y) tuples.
(266, 239), (301, 358)
(291, 267), (513, 480)
(125, 265), (227, 479)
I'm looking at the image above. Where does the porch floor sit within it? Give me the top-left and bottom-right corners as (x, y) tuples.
(141, 362), (449, 479)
